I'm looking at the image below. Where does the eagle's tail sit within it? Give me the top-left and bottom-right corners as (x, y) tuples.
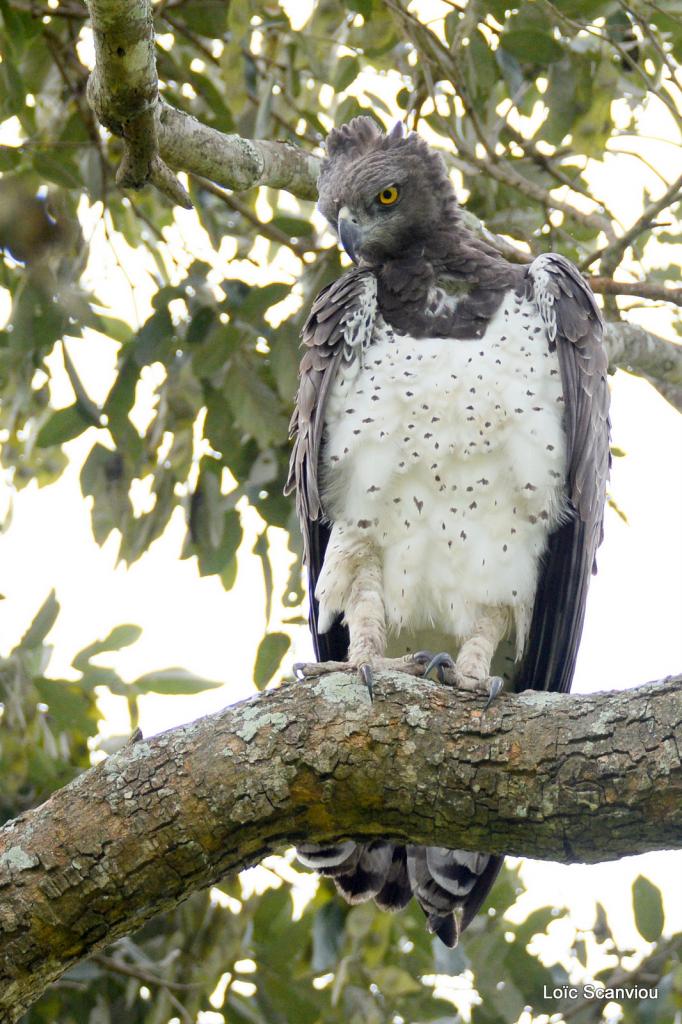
(296, 842), (499, 947)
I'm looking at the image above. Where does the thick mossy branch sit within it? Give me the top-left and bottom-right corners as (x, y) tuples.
(0, 674), (680, 1021)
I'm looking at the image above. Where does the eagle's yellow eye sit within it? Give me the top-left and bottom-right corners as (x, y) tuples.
(377, 185), (399, 206)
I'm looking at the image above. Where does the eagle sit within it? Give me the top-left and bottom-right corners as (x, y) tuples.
(285, 117), (610, 947)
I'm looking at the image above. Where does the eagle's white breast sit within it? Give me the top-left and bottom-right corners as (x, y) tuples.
(316, 279), (567, 657)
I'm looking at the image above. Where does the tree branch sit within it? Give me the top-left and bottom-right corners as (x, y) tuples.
(86, 0), (191, 206)
(1, 673), (680, 1021)
(588, 277), (682, 308)
(605, 322), (682, 412)
(156, 102), (319, 201)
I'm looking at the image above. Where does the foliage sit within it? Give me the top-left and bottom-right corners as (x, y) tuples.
(0, 0), (681, 1021)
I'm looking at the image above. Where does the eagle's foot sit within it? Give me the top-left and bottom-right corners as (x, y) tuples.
(292, 659), (377, 700)
(293, 651), (432, 701)
(424, 652), (504, 706)
(292, 660), (349, 679)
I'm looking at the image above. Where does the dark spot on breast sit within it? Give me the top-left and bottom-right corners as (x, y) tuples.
(413, 496), (424, 514)
(362, 417), (374, 423)
(524, 482), (537, 491)
(477, 478), (489, 485)
(367, 485), (380, 492)
(357, 519), (372, 529)
(469, 501), (477, 510)
(460, 530), (467, 540)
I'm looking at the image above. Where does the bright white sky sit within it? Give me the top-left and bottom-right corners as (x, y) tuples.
(0, 3), (681, 1009)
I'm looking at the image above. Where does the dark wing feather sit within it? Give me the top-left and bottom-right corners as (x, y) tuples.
(521, 254), (611, 695)
(285, 267), (376, 661)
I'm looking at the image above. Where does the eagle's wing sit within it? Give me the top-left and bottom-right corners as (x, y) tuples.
(285, 267), (377, 662)
(521, 253), (611, 694)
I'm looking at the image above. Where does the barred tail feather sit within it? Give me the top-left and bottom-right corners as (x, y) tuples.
(296, 841), (492, 947)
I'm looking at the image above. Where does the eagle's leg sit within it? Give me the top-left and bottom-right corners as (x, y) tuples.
(425, 606), (509, 704)
(293, 538), (432, 694)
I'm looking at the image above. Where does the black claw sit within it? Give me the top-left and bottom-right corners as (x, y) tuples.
(424, 652), (456, 683)
(359, 663), (374, 701)
(411, 650), (435, 669)
(484, 676), (504, 709)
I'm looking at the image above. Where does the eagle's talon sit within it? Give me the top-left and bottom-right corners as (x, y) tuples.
(359, 662), (374, 701)
(485, 676), (504, 708)
(424, 652), (456, 684)
(410, 650), (435, 672)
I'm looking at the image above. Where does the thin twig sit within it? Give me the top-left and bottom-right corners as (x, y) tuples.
(192, 175), (320, 258)
(580, 171), (682, 271)
(92, 954), (203, 992)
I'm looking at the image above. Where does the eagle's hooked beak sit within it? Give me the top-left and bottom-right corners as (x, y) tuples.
(337, 206), (363, 264)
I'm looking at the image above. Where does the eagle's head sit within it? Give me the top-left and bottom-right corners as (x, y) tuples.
(317, 116), (460, 265)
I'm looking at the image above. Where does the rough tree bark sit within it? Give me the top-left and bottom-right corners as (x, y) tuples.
(1, 673), (680, 1022)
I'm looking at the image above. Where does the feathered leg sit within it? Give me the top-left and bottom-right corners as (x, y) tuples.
(293, 533), (434, 695)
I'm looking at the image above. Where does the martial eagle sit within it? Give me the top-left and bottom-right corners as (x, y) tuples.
(285, 117), (610, 947)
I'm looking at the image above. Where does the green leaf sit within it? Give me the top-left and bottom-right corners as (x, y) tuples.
(35, 404), (91, 447)
(61, 343), (102, 424)
(333, 55), (360, 92)
(19, 590), (59, 649)
(132, 668), (223, 695)
(225, 358), (287, 449)
(72, 625), (143, 671)
(373, 965), (422, 997)
(0, 146), (21, 172)
(632, 875), (664, 942)
(34, 678), (98, 736)
(186, 305), (217, 345)
(253, 632), (290, 689)
(501, 30), (564, 64)
(32, 152), (82, 190)
(80, 443), (131, 546)
(133, 307), (174, 366)
(270, 215), (314, 239)
(312, 900), (345, 972)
